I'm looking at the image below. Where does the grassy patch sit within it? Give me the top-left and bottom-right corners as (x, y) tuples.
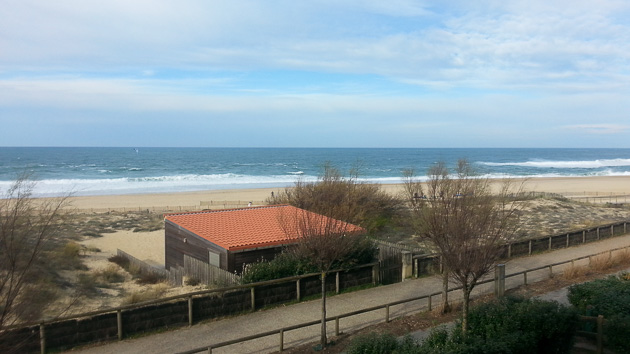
(122, 284), (169, 305)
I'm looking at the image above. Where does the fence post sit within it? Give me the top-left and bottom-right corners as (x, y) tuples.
(39, 323), (46, 354)
(385, 304), (390, 323)
(414, 258), (418, 278)
(335, 317), (340, 336)
(549, 265), (553, 278)
(251, 287), (255, 311)
(401, 251), (412, 280)
(296, 279), (301, 301)
(523, 271), (528, 286)
(548, 236), (552, 251)
(336, 271), (340, 294)
(597, 315), (604, 354)
(279, 329), (284, 352)
(117, 310), (123, 340)
(597, 227), (600, 240)
(528, 240), (532, 255)
(507, 243), (512, 258)
(188, 296), (193, 326)
(494, 264), (505, 298)
(428, 294), (432, 311)
(583, 230), (586, 244)
(372, 263), (380, 285)
(566, 234), (569, 248)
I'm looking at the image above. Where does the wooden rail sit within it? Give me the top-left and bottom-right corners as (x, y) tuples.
(177, 245), (630, 353)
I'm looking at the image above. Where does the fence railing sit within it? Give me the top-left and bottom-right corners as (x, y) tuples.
(177, 245), (630, 354)
(412, 220), (630, 277)
(0, 262), (378, 353)
(73, 201), (267, 213)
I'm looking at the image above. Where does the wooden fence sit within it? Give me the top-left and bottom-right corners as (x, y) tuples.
(412, 220), (630, 277)
(183, 255), (241, 287)
(115, 250), (240, 287)
(0, 263), (378, 353)
(178, 245), (630, 354)
(75, 201), (266, 214)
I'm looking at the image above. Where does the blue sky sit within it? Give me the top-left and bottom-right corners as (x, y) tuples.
(1, 0), (629, 148)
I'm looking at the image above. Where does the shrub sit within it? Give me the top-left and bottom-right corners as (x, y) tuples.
(184, 277), (201, 286)
(95, 264), (126, 283)
(123, 284), (169, 305)
(463, 296), (577, 354)
(108, 255), (130, 269)
(416, 297), (577, 354)
(241, 253), (318, 284)
(568, 274), (630, 352)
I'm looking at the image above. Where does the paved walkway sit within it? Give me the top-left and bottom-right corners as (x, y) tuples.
(68, 234), (630, 354)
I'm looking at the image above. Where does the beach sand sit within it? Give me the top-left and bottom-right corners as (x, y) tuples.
(67, 176), (630, 211)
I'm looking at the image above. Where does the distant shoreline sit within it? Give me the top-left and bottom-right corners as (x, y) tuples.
(63, 175), (630, 210)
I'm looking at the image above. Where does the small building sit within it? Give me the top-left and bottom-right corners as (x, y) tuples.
(164, 204), (365, 274)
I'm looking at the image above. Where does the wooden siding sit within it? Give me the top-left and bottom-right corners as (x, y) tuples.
(164, 221), (228, 270)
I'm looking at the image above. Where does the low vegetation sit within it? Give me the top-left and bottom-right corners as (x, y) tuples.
(108, 255), (166, 285)
(123, 284), (170, 305)
(568, 273), (630, 353)
(241, 238), (377, 284)
(347, 297), (578, 354)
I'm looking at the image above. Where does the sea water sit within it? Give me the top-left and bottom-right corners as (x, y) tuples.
(0, 147), (629, 197)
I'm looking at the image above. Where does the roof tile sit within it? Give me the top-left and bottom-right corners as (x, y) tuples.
(164, 205), (364, 251)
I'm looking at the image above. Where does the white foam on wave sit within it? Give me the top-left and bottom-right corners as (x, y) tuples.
(480, 158), (630, 169)
(0, 173), (318, 197)
(2, 169), (629, 198)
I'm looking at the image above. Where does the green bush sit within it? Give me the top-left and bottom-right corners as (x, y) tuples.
(241, 238), (377, 284)
(568, 274), (630, 352)
(462, 296), (578, 354)
(349, 298), (577, 354)
(241, 253), (318, 284)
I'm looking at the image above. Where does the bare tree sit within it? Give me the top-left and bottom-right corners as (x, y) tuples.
(276, 165), (376, 348)
(281, 206), (367, 349)
(403, 160), (525, 332)
(268, 163), (402, 235)
(0, 175), (70, 333)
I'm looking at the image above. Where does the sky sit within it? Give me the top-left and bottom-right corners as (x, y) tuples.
(1, 0), (629, 148)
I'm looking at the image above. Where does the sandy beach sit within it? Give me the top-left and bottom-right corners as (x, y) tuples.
(66, 176), (630, 211)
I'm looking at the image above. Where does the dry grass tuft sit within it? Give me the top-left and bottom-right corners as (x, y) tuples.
(123, 283), (169, 305)
(589, 254), (614, 271)
(562, 249), (630, 280)
(561, 265), (591, 280)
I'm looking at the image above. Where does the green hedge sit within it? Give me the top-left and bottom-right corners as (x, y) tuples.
(347, 297), (578, 354)
(568, 273), (630, 352)
(241, 238), (377, 284)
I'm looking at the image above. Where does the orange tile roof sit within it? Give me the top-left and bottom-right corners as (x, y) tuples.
(164, 205), (365, 251)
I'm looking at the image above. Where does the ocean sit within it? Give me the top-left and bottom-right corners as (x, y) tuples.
(1, 147), (629, 197)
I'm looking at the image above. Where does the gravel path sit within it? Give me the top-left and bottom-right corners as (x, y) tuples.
(67, 233), (630, 354)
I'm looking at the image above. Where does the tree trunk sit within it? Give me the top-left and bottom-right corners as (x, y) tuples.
(441, 271), (450, 313)
(320, 271), (327, 348)
(462, 286), (471, 333)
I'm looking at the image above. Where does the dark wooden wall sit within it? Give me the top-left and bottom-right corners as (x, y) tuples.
(164, 221), (228, 270)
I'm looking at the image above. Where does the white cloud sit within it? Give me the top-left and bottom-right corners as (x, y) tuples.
(565, 124), (630, 134)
